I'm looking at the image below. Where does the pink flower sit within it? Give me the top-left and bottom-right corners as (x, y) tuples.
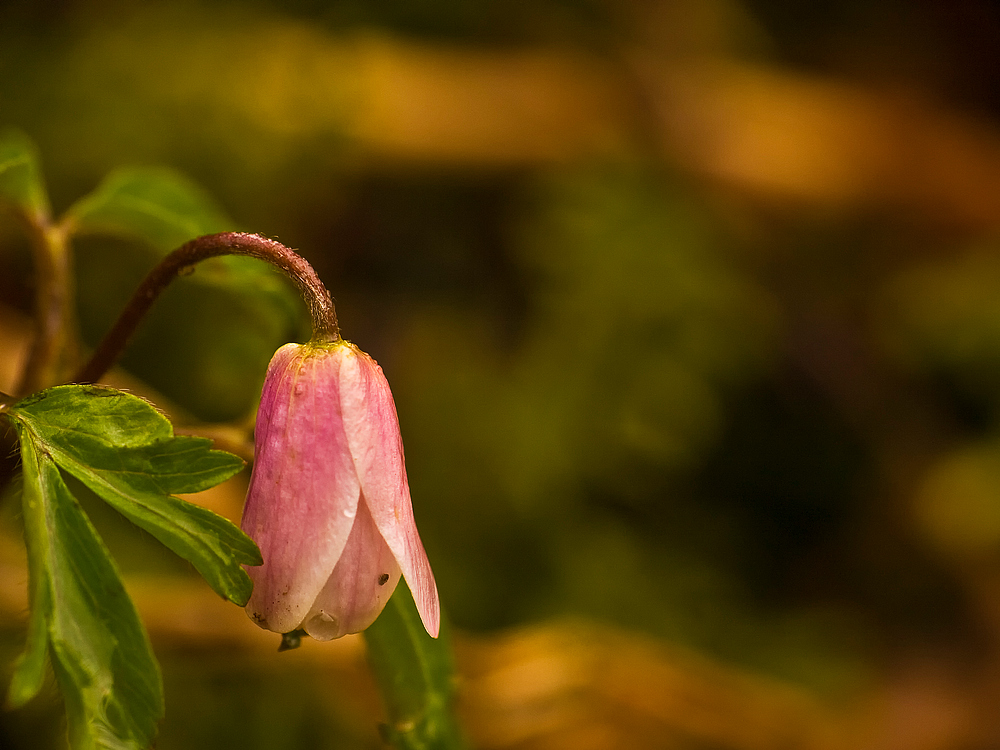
(241, 341), (440, 640)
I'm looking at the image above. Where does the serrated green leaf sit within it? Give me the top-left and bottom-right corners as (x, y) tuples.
(62, 166), (233, 252)
(10, 385), (261, 605)
(0, 129), (50, 220)
(364, 583), (466, 750)
(15, 426), (163, 750)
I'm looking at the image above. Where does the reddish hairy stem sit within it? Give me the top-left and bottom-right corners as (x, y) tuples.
(74, 232), (339, 385)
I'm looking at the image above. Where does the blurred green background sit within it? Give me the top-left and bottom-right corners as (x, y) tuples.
(4, 0), (1000, 748)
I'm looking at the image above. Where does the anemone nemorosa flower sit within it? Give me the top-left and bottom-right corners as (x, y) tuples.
(241, 341), (440, 640)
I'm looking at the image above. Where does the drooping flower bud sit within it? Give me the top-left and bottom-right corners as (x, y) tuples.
(241, 341), (440, 640)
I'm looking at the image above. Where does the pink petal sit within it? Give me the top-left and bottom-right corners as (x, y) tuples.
(302, 495), (402, 640)
(339, 346), (441, 638)
(242, 343), (361, 634)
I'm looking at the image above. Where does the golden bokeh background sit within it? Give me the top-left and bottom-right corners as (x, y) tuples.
(3, 1), (1000, 747)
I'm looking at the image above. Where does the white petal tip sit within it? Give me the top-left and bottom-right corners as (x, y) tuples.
(416, 593), (441, 639)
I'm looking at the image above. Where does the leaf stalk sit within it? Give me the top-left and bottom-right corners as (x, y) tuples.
(16, 218), (76, 395)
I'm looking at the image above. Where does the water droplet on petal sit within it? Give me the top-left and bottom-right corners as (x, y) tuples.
(304, 611), (340, 641)
(342, 507), (356, 519)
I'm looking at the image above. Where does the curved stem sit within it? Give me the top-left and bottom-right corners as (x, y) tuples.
(74, 232), (339, 385)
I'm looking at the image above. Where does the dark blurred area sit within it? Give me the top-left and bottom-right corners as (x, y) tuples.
(4, 0), (1000, 748)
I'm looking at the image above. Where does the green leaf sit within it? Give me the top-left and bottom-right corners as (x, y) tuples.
(10, 385), (261, 605)
(66, 166), (309, 421)
(62, 166), (233, 252)
(0, 129), (50, 220)
(13, 425), (163, 749)
(364, 583), (466, 750)
(6, 529), (52, 710)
